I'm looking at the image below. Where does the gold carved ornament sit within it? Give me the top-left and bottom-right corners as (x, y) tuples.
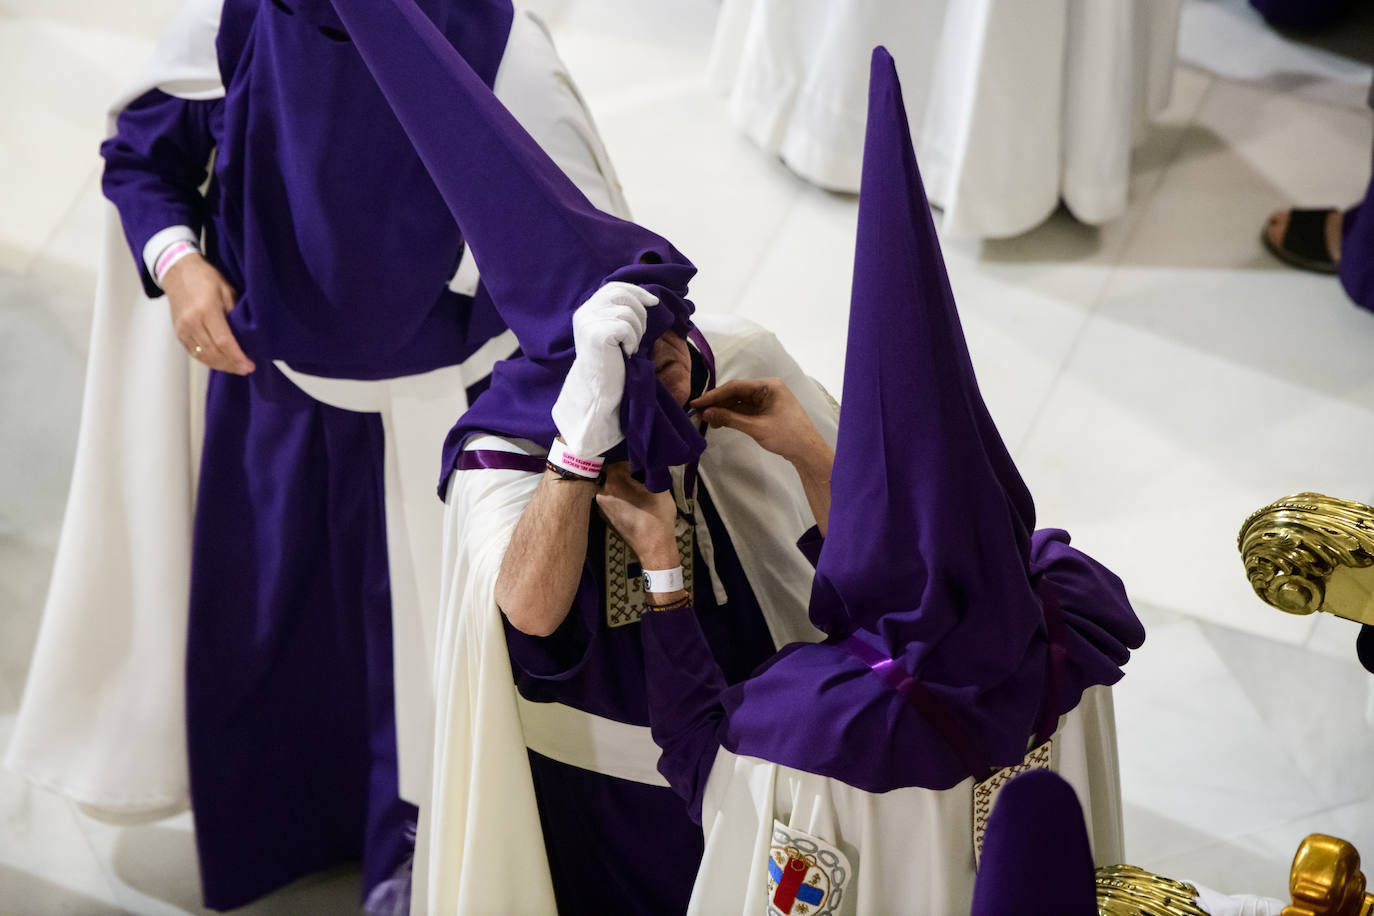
(1282, 834), (1373, 916)
(1095, 865), (1206, 915)
(1237, 493), (1374, 626)
(1093, 835), (1373, 916)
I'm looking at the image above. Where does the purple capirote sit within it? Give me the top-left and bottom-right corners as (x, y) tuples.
(969, 770), (1099, 916)
(326, 0), (706, 495)
(641, 47), (1144, 817)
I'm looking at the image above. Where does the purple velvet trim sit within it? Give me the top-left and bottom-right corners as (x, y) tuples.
(454, 449), (545, 473)
(837, 635), (989, 779)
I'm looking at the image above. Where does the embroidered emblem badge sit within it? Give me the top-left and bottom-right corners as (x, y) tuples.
(765, 821), (851, 916)
(971, 738), (1055, 868)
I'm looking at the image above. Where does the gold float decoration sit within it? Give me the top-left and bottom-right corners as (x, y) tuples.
(1283, 834), (1374, 916)
(1091, 835), (1374, 916)
(1096, 865), (1206, 915)
(1238, 492), (1374, 625)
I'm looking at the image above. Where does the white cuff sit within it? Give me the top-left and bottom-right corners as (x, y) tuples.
(142, 225), (199, 287)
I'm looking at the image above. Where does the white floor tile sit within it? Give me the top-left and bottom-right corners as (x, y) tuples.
(730, 186), (856, 398)
(0, 18), (157, 272)
(1201, 621), (1374, 808)
(597, 85), (809, 322)
(1016, 65), (1374, 642)
(1303, 611), (1365, 662)
(1115, 619), (1324, 857)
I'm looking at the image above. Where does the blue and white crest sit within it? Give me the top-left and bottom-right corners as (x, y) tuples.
(765, 821), (851, 916)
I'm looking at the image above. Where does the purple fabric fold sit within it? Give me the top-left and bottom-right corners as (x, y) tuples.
(325, 0), (705, 496)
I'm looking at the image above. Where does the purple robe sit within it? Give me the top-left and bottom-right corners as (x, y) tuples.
(506, 482), (776, 916)
(1342, 170), (1374, 313)
(97, 1), (513, 907)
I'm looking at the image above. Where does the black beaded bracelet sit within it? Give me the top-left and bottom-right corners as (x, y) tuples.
(645, 595), (692, 613)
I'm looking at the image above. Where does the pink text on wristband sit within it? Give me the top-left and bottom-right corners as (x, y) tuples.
(547, 440), (605, 479)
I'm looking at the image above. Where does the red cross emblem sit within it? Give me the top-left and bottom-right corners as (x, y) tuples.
(767, 846), (830, 914)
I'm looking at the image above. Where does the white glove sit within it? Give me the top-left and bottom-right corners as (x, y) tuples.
(551, 281), (659, 457)
(1191, 883), (1285, 916)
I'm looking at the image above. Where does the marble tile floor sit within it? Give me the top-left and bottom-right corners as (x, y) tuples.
(4, 0), (1374, 910)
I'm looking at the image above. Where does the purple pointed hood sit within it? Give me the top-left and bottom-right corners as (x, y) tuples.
(328, 0), (703, 493)
(969, 770), (1098, 916)
(711, 49), (1142, 794)
(809, 45), (1039, 659)
(211, 0), (513, 373)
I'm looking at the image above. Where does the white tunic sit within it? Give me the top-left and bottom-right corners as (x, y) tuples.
(687, 686), (1124, 916)
(4, 2), (628, 816)
(421, 315), (838, 915)
(710, 0), (1181, 238)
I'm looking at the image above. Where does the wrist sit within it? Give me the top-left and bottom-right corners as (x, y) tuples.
(635, 541), (680, 571)
(788, 431), (834, 477)
(160, 251), (205, 294)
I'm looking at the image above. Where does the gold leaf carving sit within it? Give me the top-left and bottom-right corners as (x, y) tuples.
(1238, 493), (1374, 621)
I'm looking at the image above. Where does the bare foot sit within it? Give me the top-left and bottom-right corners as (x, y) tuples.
(1265, 208), (1342, 266)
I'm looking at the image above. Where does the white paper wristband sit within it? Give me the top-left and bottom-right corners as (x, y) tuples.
(547, 439), (605, 479)
(642, 566), (684, 594)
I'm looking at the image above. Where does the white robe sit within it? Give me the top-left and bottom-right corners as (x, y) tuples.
(709, 0), (1181, 238)
(423, 314), (838, 915)
(4, 2), (628, 816)
(687, 686), (1124, 916)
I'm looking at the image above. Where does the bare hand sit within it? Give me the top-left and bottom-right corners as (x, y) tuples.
(691, 377), (824, 464)
(595, 463), (679, 569)
(163, 254), (255, 374)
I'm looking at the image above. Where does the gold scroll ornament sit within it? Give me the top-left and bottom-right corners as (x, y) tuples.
(1096, 865), (1206, 916)
(1284, 834), (1374, 916)
(1093, 834), (1374, 916)
(1238, 492), (1374, 626)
